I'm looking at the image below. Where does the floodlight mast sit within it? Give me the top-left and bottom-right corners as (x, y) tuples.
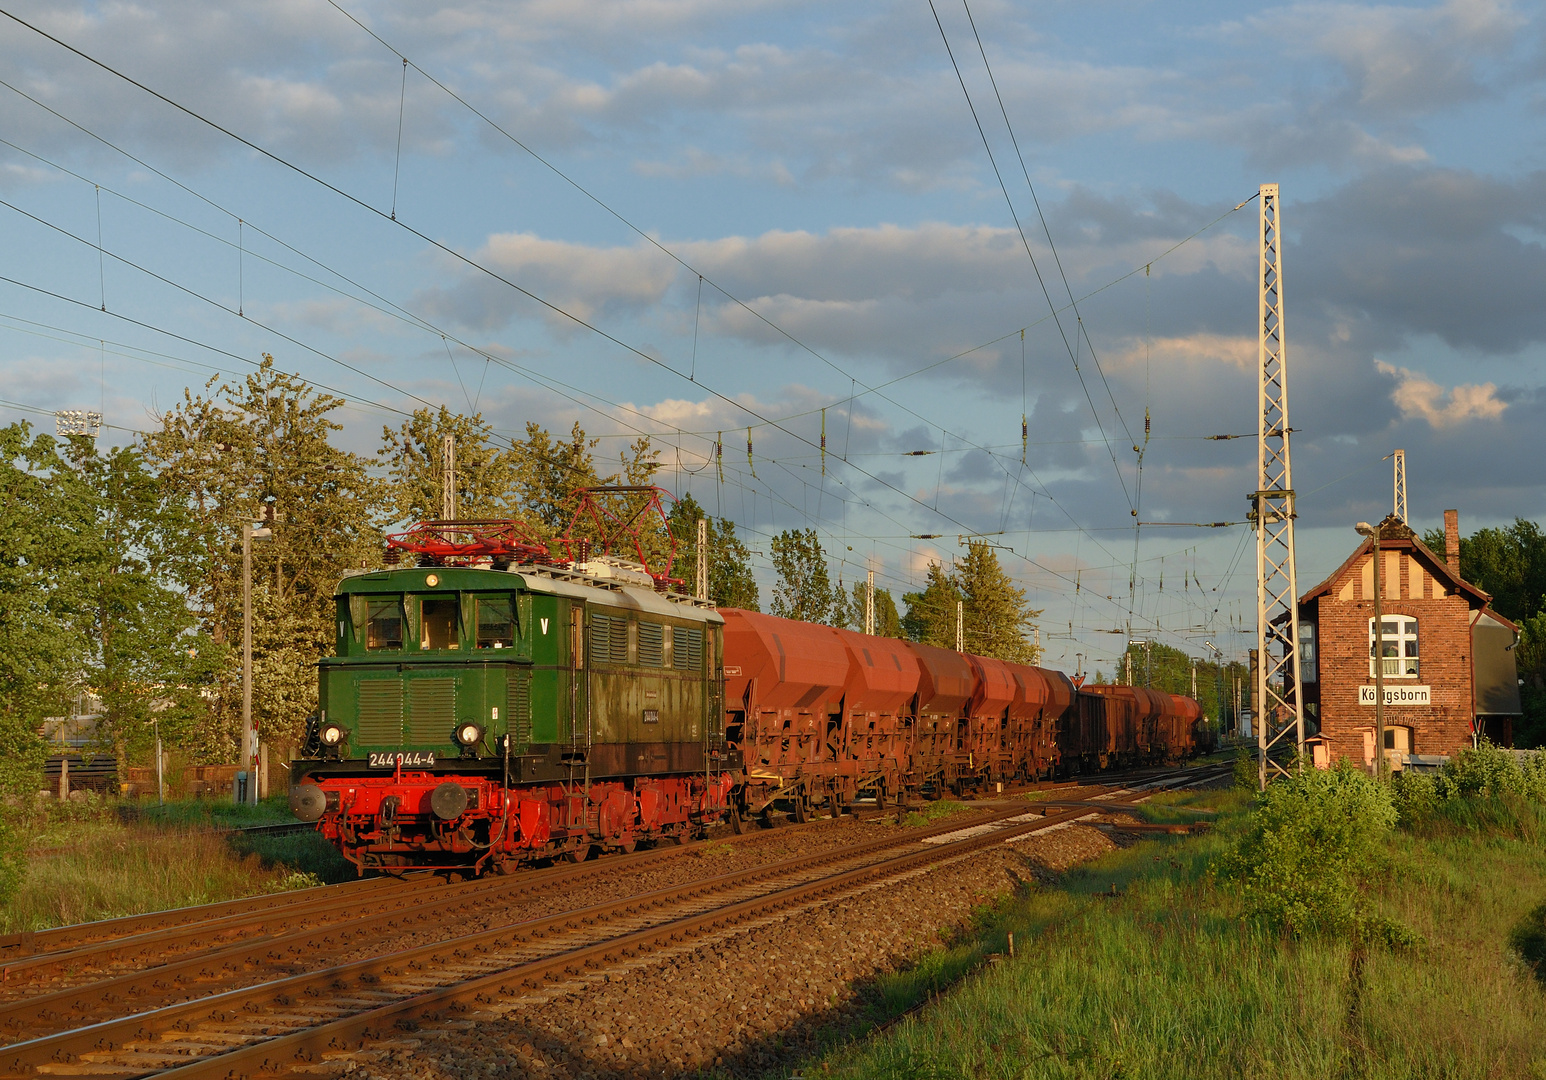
(1250, 183), (1306, 789)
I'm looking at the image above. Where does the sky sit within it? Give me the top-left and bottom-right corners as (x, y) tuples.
(1, 0), (1542, 678)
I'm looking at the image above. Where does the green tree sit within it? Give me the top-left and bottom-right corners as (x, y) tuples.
(0, 424), (81, 737)
(901, 547), (1041, 660)
(142, 356), (382, 755)
(508, 421), (602, 535)
(769, 529), (846, 625)
(1515, 601), (1546, 747)
(849, 579), (902, 637)
(59, 436), (224, 774)
(666, 493), (760, 610)
(956, 542), (1041, 663)
(1422, 518), (1546, 624)
(378, 406), (520, 526)
(902, 562), (961, 646)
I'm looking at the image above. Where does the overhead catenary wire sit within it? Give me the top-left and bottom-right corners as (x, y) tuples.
(0, 10), (1250, 661)
(928, 0), (1132, 513)
(308, 0), (1248, 580)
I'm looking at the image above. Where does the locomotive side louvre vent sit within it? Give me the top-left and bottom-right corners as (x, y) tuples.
(638, 621), (665, 667)
(507, 675), (533, 748)
(589, 613), (630, 664)
(406, 678), (456, 744)
(673, 626), (703, 670)
(356, 679), (404, 745)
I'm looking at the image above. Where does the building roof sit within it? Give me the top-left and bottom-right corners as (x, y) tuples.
(1294, 513), (1518, 632)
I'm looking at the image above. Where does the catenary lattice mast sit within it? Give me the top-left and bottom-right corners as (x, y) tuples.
(1253, 183), (1306, 788)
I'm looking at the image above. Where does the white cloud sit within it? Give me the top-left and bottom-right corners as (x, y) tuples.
(1375, 359), (1506, 427)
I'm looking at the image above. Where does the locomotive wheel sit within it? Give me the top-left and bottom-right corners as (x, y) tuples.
(618, 835), (637, 854)
(562, 844), (591, 863)
(729, 809), (744, 835)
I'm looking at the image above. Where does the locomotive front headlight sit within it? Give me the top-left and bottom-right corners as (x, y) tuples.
(319, 722), (345, 746)
(455, 722), (483, 747)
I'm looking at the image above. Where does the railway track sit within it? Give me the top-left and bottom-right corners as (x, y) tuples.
(0, 802), (918, 1007)
(2, 766), (1226, 1078)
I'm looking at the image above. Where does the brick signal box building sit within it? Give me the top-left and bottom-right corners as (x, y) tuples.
(1294, 511), (1521, 769)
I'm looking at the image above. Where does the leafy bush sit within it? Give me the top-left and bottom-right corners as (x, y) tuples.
(1438, 740), (1532, 800)
(1395, 742), (1546, 832)
(1219, 761), (1397, 938)
(1232, 750), (1257, 790)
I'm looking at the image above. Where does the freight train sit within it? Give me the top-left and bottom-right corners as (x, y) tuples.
(290, 524), (1212, 876)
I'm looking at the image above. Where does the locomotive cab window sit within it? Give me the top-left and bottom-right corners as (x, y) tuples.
(476, 597), (514, 650)
(366, 599), (404, 651)
(421, 598), (460, 650)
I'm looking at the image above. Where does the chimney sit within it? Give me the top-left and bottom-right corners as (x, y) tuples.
(1443, 509), (1460, 577)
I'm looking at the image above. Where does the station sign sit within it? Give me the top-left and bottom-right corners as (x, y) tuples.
(1359, 685), (1430, 706)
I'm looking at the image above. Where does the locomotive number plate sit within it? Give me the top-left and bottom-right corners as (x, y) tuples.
(368, 751), (437, 769)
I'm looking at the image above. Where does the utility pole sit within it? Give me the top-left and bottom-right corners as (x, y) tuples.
(441, 434), (456, 520)
(239, 519), (271, 806)
(1191, 663), (1197, 700)
(865, 569), (875, 636)
(955, 600), (964, 652)
(154, 719), (164, 806)
(1125, 651), (1132, 686)
(696, 519), (708, 602)
(1250, 182), (1305, 789)
(1392, 449), (1407, 524)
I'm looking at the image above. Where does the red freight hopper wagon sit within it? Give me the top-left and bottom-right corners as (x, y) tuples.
(833, 628), (919, 808)
(719, 609), (849, 821)
(909, 642), (977, 793)
(1164, 693), (1204, 762)
(1036, 667), (1077, 778)
(965, 654), (1018, 783)
(1013, 666), (1074, 780)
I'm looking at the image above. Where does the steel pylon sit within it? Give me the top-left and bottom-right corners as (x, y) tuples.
(1252, 183), (1305, 788)
(1392, 448), (1407, 523)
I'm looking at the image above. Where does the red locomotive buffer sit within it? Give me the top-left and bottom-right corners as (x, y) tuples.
(720, 610), (850, 821)
(832, 627), (919, 808)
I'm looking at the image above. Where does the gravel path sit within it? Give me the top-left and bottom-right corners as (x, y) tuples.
(338, 821), (1124, 1080)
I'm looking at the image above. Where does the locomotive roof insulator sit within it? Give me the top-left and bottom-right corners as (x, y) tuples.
(385, 519), (550, 566)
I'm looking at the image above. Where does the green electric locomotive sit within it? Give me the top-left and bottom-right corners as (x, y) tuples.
(290, 558), (731, 875)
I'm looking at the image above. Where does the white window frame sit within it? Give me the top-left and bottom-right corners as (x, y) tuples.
(1368, 615), (1419, 679)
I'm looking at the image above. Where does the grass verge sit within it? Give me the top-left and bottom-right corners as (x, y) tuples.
(804, 785), (1546, 1080)
(5, 794), (351, 932)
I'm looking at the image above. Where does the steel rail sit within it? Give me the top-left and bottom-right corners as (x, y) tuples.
(0, 798), (1101, 1076)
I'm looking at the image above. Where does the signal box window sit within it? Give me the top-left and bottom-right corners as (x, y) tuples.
(366, 599), (403, 651)
(1369, 615), (1418, 678)
(421, 598), (460, 650)
(477, 597), (514, 650)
